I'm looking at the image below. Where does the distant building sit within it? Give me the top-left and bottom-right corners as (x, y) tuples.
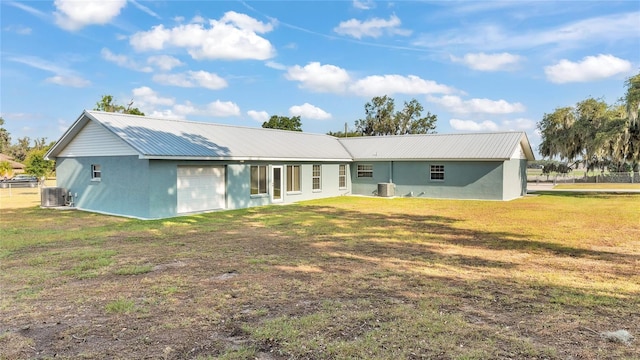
(0, 153), (26, 177)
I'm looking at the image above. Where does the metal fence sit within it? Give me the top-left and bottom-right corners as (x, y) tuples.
(529, 172), (640, 184)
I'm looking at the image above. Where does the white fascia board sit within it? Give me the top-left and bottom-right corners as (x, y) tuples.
(352, 158), (509, 162)
(140, 155), (354, 162)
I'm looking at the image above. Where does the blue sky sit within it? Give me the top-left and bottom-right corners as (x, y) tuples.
(1, 1), (638, 156)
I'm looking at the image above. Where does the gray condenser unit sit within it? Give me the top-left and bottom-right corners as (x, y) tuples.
(377, 183), (395, 197)
(41, 187), (67, 207)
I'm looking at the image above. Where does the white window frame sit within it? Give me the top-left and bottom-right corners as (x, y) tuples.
(250, 165), (268, 196)
(312, 164), (322, 191)
(357, 164), (373, 178)
(338, 164), (347, 189)
(430, 164), (445, 181)
(286, 165), (301, 193)
(91, 164), (101, 181)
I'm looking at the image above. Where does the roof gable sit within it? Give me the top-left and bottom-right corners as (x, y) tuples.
(58, 120), (138, 157)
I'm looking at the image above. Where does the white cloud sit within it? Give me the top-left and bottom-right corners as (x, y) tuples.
(4, 25), (32, 35)
(147, 55), (184, 71)
(544, 54), (632, 83)
(101, 48), (152, 72)
(289, 103), (332, 120)
(265, 61), (287, 70)
(148, 109), (183, 120)
(334, 15), (411, 39)
(428, 95), (525, 114)
(9, 55), (91, 88)
(152, 70), (227, 90)
(450, 117), (536, 132)
(206, 100), (241, 117)
(414, 12), (639, 51)
(152, 73), (192, 87)
(132, 86), (175, 107)
(54, 0), (127, 31)
(451, 52), (523, 71)
(132, 87), (239, 119)
(450, 119), (499, 132)
(286, 62), (351, 93)
(45, 75), (90, 88)
(220, 11), (274, 33)
(350, 75), (455, 97)
(129, 11), (276, 60)
(189, 71), (228, 89)
(502, 118), (536, 131)
(352, 0), (375, 10)
(129, 0), (161, 19)
(247, 110), (270, 122)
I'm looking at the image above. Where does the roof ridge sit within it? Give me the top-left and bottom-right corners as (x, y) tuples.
(87, 110), (339, 139)
(337, 131), (524, 140)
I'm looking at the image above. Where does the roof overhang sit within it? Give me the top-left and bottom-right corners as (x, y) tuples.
(351, 158), (510, 162)
(141, 155), (353, 162)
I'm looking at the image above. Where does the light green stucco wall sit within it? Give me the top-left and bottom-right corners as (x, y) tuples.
(56, 156), (151, 218)
(351, 161), (505, 200)
(58, 159), (351, 219)
(502, 158), (528, 200)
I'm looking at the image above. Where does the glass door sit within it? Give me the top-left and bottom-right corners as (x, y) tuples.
(271, 166), (283, 202)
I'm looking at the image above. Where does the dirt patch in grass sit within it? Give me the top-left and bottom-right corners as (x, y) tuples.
(1, 195), (639, 359)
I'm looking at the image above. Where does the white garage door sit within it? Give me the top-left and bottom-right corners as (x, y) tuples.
(177, 166), (226, 214)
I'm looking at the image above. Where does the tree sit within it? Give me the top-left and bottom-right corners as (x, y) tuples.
(537, 99), (623, 172)
(0, 160), (12, 178)
(617, 73), (640, 172)
(24, 147), (55, 179)
(262, 115), (302, 131)
(537, 72), (640, 175)
(355, 95), (437, 136)
(8, 136), (31, 163)
(95, 95), (145, 116)
(0, 117), (10, 154)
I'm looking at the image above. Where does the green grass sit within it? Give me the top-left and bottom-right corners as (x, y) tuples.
(105, 298), (136, 313)
(1, 193), (639, 359)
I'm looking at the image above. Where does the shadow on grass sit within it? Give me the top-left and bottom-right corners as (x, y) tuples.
(533, 191), (640, 199)
(279, 204), (637, 263)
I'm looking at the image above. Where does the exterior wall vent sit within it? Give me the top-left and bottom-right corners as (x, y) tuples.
(377, 183), (395, 197)
(41, 187), (67, 207)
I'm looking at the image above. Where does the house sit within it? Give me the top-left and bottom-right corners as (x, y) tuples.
(0, 153), (26, 177)
(45, 110), (534, 219)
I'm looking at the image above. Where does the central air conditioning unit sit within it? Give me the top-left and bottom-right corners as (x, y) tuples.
(377, 183), (395, 197)
(41, 187), (67, 207)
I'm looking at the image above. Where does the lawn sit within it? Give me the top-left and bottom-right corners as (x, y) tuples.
(1, 193), (639, 359)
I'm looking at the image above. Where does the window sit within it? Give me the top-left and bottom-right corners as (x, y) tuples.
(312, 165), (321, 191)
(250, 165), (267, 195)
(357, 164), (373, 178)
(91, 164), (101, 181)
(338, 164), (347, 189)
(286, 165), (301, 192)
(430, 164), (445, 181)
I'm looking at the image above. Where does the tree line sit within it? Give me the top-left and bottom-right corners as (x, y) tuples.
(0, 117), (55, 179)
(1, 94), (437, 178)
(537, 72), (640, 173)
(264, 95), (438, 136)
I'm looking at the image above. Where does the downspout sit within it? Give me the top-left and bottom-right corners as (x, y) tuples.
(389, 161), (393, 183)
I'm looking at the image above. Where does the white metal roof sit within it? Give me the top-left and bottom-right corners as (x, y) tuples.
(46, 110), (534, 162)
(337, 132), (535, 161)
(47, 111), (353, 161)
